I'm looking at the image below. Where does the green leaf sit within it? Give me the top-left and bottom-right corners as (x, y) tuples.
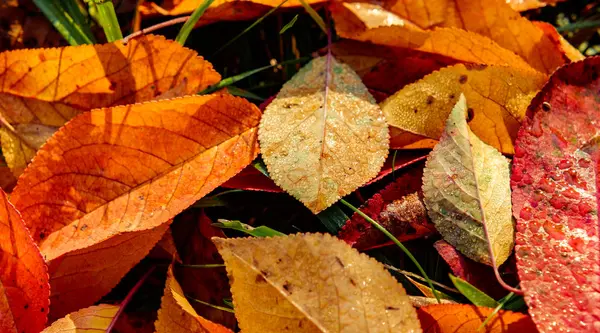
(317, 204), (348, 234)
(91, 0), (123, 41)
(449, 274), (498, 308)
(422, 94), (514, 266)
(213, 219), (285, 237)
(280, 14), (298, 34)
(175, 0), (215, 45)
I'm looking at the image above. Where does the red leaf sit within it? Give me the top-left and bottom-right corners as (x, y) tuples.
(221, 166), (282, 192)
(338, 163), (436, 250)
(511, 57), (600, 332)
(433, 240), (517, 299)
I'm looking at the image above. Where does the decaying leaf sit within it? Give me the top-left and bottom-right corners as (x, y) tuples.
(0, 188), (49, 333)
(214, 233), (422, 332)
(155, 265), (234, 333)
(422, 95), (514, 266)
(41, 304), (119, 333)
(331, 2), (534, 72)
(11, 94), (261, 318)
(339, 164), (436, 250)
(0, 34), (220, 177)
(381, 63), (546, 154)
(511, 57), (600, 332)
(259, 56), (389, 213)
(417, 304), (538, 332)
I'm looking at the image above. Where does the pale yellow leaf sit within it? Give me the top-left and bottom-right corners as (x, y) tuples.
(213, 233), (421, 333)
(381, 64), (547, 154)
(422, 95), (514, 266)
(41, 304), (119, 332)
(259, 56), (389, 213)
(0, 124), (56, 176)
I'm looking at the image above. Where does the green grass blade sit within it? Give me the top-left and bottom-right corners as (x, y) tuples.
(478, 292), (515, 331)
(175, 0), (215, 45)
(33, 0), (94, 45)
(187, 295), (235, 313)
(280, 14), (298, 34)
(340, 198), (441, 303)
(227, 86), (265, 101)
(199, 57), (309, 94)
(449, 274), (498, 308)
(212, 0), (289, 56)
(213, 219), (285, 237)
(179, 263), (225, 268)
(60, 0), (96, 42)
(298, 0), (326, 33)
(317, 204), (348, 234)
(385, 264), (459, 294)
(94, 0), (123, 41)
(252, 158), (270, 177)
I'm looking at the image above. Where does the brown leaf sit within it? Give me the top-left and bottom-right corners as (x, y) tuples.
(417, 304), (538, 332)
(0, 34), (220, 176)
(0, 188), (49, 333)
(155, 265), (234, 333)
(214, 233), (421, 332)
(11, 94), (261, 318)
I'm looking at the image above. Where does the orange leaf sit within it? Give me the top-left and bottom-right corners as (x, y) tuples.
(11, 94), (261, 318)
(0, 34), (220, 176)
(331, 2), (534, 72)
(417, 304), (539, 333)
(41, 304), (119, 332)
(155, 264), (234, 333)
(0, 188), (49, 333)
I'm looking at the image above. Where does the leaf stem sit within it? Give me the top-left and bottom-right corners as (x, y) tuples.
(385, 264), (459, 294)
(187, 295), (236, 313)
(339, 199), (441, 303)
(106, 266), (156, 333)
(179, 263), (225, 268)
(478, 292), (515, 331)
(33, 0), (94, 45)
(93, 0), (123, 41)
(175, 0), (215, 45)
(122, 16), (191, 44)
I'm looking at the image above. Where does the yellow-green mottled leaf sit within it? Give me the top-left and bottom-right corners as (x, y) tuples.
(422, 95), (514, 266)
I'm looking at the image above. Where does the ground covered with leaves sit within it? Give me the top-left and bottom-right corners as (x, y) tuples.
(0, 0), (599, 332)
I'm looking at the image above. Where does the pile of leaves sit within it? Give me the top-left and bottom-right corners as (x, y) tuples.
(1, 0), (599, 332)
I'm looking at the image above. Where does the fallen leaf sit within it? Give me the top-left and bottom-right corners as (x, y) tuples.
(0, 152), (17, 191)
(434, 240), (517, 299)
(417, 304), (538, 332)
(422, 95), (514, 266)
(506, 0), (548, 11)
(11, 94), (261, 318)
(365, 150), (429, 185)
(409, 297), (456, 308)
(0, 188), (49, 333)
(511, 57), (600, 332)
(339, 164), (437, 250)
(221, 165), (283, 192)
(172, 211), (236, 328)
(381, 63), (547, 154)
(214, 233), (422, 332)
(259, 55), (389, 213)
(331, 2), (535, 72)
(155, 265), (234, 333)
(0, 34), (220, 177)
(41, 304), (119, 333)
(533, 21), (585, 62)
(148, 228), (180, 261)
(389, 128), (438, 150)
(0, 124), (55, 176)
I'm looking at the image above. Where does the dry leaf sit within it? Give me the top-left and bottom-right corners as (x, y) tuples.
(155, 265), (234, 333)
(11, 94), (261, 318)
(0, 188), (49, 333)
(331, 2), (534, 72)
(417, 304), (538, 332)
(381, 63), (547, 154)
(422, 95), (514, 266)
(0, 34), (220, 177)
(511, 57), (600, 332)
(214, 233), (421, 332)
(533, 21), (585, 62)
(41, 304), (119, 333)
(259, 56), (389, 213)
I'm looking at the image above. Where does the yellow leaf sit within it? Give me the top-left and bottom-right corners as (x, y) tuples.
(213, 233), (422, 333)
(0, 124), (56, 176)
(0, 34), (220, 177)
(259, 56), (389, 213)
(381, 63), (547, 154)
(156, 265), (234, 333)
(41, 304), (119, 333)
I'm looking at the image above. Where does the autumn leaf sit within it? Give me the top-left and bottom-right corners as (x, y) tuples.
(532, 21), (585, 62)
(330, 2), (535, 72)
(214, 233), (421, 332)
(381, 63), (547, 154)
(0, 34), (220, 176)
(417, 304), (538, 332)
(422, 95), (514, 266)
(11, 94), (261, 318)
(511, 57), (600, 332)
(222, 165), (283, 192)
(259, 55), (389, 213)
(0, 188), (49, 333)
(41, 304), (119, 333)
(155, 265), (234, 333)
(338, 164), (436, 250)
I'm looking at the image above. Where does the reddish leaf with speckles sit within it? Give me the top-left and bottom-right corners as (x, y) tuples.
(338, 163), (436, 250)
(511, 57), (600, 332)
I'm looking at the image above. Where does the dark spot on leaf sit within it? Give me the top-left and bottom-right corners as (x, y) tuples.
(414, 108), (418, 113)
(426, 96), (434, 104)
(467, 108), (474, 121)
(459, 75), (468, 84)
(40, 307), (44, 312)
(80, 224), (88, 231)
(109, 81), (117, 91)
(335, 256), (344, 267)
(260, 269), (270, 277)
(24, 304), (28, 309)
(542, 102), (552, 112)
(39, 232), (45, 239)
(386, 306), (399, 310)
(255, 274), (266, 283)
(349, 278), (357, 286)
(283, 282), (293, 294)
(449, 94), (455, 100)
